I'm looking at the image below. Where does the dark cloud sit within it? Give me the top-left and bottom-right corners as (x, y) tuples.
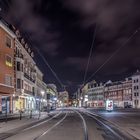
(1, 0), (140, 93)
(5, 0), (61, 56)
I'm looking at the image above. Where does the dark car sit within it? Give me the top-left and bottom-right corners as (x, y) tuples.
(124, 105), (132, 108)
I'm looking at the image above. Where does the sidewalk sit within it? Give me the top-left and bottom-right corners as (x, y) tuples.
(0, 112), (48, 133)
(0, 110), (47, 120)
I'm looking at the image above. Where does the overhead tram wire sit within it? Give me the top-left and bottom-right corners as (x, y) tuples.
(83, 24), (97, 85)
(85, 27), (140, 84)
(24, 33), (64, 88)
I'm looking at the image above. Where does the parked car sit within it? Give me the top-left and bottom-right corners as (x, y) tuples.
(124, 105), (132, 108)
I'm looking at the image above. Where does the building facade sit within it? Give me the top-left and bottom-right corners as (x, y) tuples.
(35, 66), (45, 111)
(104, 78), (132, 108)
(132, 71), (140, 108)
(0, 20), (15, 114)
(58, 91), (69, 107)
(0, 18), (51, 113)
(14, 37), (37, 113)
(87, 81), (104, 108)
(46, 84), (58, 109)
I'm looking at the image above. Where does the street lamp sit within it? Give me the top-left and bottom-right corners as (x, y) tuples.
(53, 97), (57, 109)
(38, 90), (45, 119)
(12, 94), (15, 114)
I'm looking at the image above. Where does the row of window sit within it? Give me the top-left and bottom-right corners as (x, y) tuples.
(134, 86), (139, 90)
(16, 79), (34, 93)
(134, 92), (139, 97)
(133, 79), (139, 83)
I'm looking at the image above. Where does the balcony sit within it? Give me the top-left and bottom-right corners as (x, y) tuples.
(24, 89), (35, 96)
(24, 73), (36, 83)
(15, 54), (24, 59)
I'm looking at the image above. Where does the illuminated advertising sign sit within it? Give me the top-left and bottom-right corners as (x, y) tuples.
(106, 100), (113, 111)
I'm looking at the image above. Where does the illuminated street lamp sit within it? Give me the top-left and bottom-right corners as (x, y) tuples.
(41, 91), (45, 96)
(53, 97), (57, 109)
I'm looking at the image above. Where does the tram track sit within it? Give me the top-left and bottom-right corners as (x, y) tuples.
(73, 110), (88, 140)
(1, 108), (137, 140)
(81, 110), (138, 140)
(33, 112), (68, 140)
(0, 111), (62, 140)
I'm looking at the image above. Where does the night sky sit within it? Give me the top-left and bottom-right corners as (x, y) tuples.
(1, 0), (140, 95)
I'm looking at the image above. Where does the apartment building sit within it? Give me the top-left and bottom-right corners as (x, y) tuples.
(13, 37), (36, 112)
(0, 19), (45, 113)
(58, 91), (69, 107)
(0, 18), (61, 113)
(132, 70), (140, 108)
(104, 78), (132, 108)
(0, 20), (15, 114)
(36, 67), (47, 110)
(87, 81), (104, 108)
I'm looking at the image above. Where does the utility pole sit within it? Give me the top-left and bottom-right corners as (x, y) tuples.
(47, 93), (50, 113)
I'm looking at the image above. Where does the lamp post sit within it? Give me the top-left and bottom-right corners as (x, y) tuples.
(47, 93), (50, 113)
(12, 94), (15, 114)
(30, 98), (33, 119)
(54, 97), (57, 109)
(5, 97), (8, 123)
(41, 91), (45, 110)
(38, 91), (44, 119)
(19, 99), (22, 120)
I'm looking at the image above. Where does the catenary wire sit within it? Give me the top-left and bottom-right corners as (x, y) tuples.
(25, 33), (64, 88)
(83, 24), (97, 85)
(85, 27), (140, 84)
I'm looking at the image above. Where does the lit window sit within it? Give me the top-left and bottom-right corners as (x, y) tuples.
(5, 55), (13, 67)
